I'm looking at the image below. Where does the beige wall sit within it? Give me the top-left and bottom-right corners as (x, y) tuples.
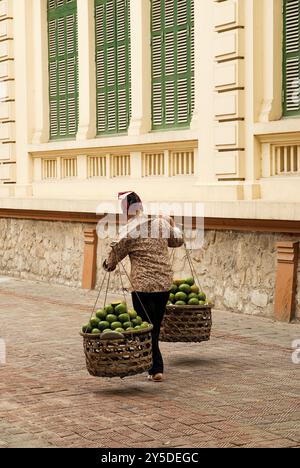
(0, 0), (299, 218)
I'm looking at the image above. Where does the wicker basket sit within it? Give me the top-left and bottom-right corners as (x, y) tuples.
(80, 325), (153, 378)
(160, 304), (212, 343)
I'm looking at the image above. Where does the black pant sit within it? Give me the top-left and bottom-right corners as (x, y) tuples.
(132, 291), (170, 375)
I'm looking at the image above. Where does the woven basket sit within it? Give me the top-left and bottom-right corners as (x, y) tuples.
(80, 325), (153, 378)
(160, 304), (212, 343)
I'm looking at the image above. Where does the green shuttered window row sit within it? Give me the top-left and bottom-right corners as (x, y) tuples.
(151, 0), (194, 130)
(95, 0), (131, 135)
(48, 0), (79, 140)
(283, 0), (300, 116)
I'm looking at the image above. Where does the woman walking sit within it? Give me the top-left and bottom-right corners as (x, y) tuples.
(103, 192), (183, 382)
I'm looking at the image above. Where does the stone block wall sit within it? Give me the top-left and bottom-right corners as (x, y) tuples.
(0, 218), (85, 287)
(97, 229), (300, 319)
(0, 217), (299, 319)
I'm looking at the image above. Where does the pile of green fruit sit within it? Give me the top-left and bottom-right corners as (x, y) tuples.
(82, 301), (150, 335)
(168, 278), (209, 306)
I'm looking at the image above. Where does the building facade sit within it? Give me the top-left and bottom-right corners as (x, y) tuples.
(0, 0), (299, 320)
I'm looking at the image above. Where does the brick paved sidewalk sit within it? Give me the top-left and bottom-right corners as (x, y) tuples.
(0, 276), (299, 448)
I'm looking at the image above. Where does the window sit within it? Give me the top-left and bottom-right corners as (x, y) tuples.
(88, 156), (107, 177)
(95, 0), (131, 135)
(151, 0), (194, 130)
(42, 159), (57, 180)
(283, 0), (300, 116)
(142, 152), (165, 177)
(110, 154), (131, 177)
(169, 150), (194, 176)
(48, 0), (79, 140)
(61, 157), (77, 178)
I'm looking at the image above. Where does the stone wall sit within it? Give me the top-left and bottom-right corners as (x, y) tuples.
(0, 217), (299, 319)
(0, 218), (85, 287)
(96, 230), (300, 319)
(171, 231), (279, 318)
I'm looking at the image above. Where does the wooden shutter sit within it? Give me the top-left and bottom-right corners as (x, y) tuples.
(95, 0), (131, 136)
(283, 0), (300, 116)
(48, 0), (79, 140)
(151, 0), (194, 130)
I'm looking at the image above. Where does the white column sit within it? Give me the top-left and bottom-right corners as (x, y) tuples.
(32, 0), (49, 144)
(258, 0), (283, 123)
(77, 155), (88, 179)
(130, 152), (142, 178)
(244, 0), (263, 187)
(76, 0), (96, 141)
(128, 0), (151, 136)
(13, 0), (34, 195)
(192, 0), (215, 182)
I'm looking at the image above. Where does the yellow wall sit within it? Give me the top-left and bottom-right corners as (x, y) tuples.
(0, 0), (299, 219)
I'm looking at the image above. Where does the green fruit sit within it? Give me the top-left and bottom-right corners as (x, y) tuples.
(140, 322), (150, 329)
(123, 321), (133, 330)
(115, 328), (125, 333)
(188, 298), (200, 306)
(111, 321), (123, 330)
(106, 314), (117, 323)
(96, 309), (107, 320)
(90, 317), (100, 328)
(115, 303), (127, 316)
(125, 327), (134, 332)
(179, 283), (192, 294)
(167, 301), (172, 305)
(190, 284), (200, 294)
(132, 317), (143, 327)
(128, 309), (137, 320)
(175, 291), (187, 302)
(199, 300), (206, 306)
(118, 313), (130, 323)
(185, 277), (195, 286)
(82, 324), (92, 334)
(174, 279), (185, 286)
(134, 326), (141, 331)
(198, 292), (207, 302)
(188, 293), (198, 300)
(169, 293), (175, 303)
(111, 301), (122, 308)
(104, 305), (114, 314)
(98, 321), (110, 331)
(102, 328), (112, 333)
(170, 284), (178, 294)
(175, 301), (186, 306)
(91, 328), (101, 334)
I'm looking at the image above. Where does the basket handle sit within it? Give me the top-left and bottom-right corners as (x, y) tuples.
(169, 233), (204, 294)
(183, 234), (204, 293)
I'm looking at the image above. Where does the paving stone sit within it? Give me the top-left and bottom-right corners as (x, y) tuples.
(0, 277), (299, 448)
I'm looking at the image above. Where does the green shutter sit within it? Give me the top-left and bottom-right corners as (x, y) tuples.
(48, 0), (79, 140)
(95, 0), (131, 136)
(283, 0), (300, 116)
(151, 0), (194, 130)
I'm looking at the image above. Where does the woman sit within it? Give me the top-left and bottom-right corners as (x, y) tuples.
(103, 192), (183, 382)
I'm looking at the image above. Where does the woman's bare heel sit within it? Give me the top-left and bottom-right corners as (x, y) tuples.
(148, 373), (163, 382)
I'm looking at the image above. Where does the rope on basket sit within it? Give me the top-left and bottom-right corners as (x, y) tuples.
(183, 234), (204, 294)
(169, 232), (204, 293)
(83, 271), (110, 333)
